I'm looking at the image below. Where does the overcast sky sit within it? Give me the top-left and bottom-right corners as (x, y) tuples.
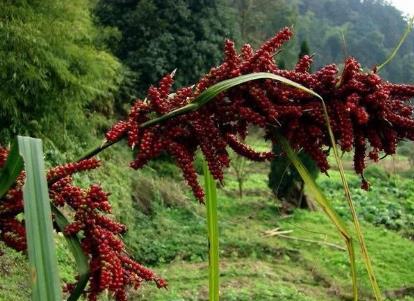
(388, 0), (414, 16)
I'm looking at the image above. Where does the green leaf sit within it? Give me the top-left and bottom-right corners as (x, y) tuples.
(192, 72), (322, 106)
(278, 134), (358, 301)
(203, 160), (220, 301)
(0, 139), (24, 198)
(52, 205), (89, 301)
(17, 136), (62, 301)
(140, 72), (322, 128)
(318, 96), (382, 300)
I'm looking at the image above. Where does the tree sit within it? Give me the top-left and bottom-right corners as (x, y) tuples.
(230, 0), (296, 45)
(0, 0), (121, 154)
(95, 0), (237, 96)
(230, 152), (248, 199)
(298, 40), (310, 58)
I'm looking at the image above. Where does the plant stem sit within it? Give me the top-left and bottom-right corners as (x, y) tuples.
(77, 104), (199, 162)
(377, 17), (414, 72)
(278, 135), (358, 301)
(319, 100), (383, 301)
(78, 139), (119, 162)
(203, 160), (220, 301)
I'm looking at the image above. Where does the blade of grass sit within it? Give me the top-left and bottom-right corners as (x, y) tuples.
(278, 134), (358, 301)
(377, 17), (414, 72)
(52, 205), (89, 301)
(203, 159), (220, 301)
(140, 72), (321, 129)
(17, 136), (62, 301)
(319, 98), (383, 300)
(0, 139), (24, 198)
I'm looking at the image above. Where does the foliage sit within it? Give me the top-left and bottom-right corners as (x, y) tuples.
(203, 160), (220, 301)
(319, 169), (414, 238)
(131, 172), (190, 215)
(2, 140), (414, 300)
(126, 159), (414, 301)
(293, 0), (414, 82)
(227, 0), (414, 82)
(298, 40), (311, 59)
(229, 0), (296, 44)
(398, 141), (414, 167)
(1, 1), (414, 300)
(268, 145), (319, 207)
(229, 0), (297, 66)
(95, 0), (237, 96)
(0, 0), (121, 152)
(229, 151), (248, 198)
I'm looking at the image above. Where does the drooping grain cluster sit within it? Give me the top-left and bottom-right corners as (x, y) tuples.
(106, 27), (414, 200)
(0, 146), (26, 252)
(0, 151), (166, 301)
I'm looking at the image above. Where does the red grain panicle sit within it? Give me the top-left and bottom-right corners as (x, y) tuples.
(106, 121), (129, 142)
(332, 100), (354, 152)
(47, 158), (101, 182)
(295, 55), (313, 73)
(226, 134), (273, 162)
(61, 183), (166, 300)
(0, 147), (8, 167)
(96, 27), (414, 205)
(167, 141), (204, 202)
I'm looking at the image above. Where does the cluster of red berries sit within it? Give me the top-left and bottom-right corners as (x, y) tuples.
(0, 149), (166, 301)
(106, 27), (414, 197)
(0, 147), (26, 252)
(53, 181), (166, 301)
(49, 160), (166, 301)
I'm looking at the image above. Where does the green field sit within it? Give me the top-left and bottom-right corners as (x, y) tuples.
(2, 139), (414, 301)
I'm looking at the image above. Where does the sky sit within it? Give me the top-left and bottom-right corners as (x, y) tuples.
(388, 0), (414, 16)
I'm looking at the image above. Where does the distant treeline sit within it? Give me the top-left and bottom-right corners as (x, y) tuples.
(96, 0), (414, 93)
(1, 0), (413, 151)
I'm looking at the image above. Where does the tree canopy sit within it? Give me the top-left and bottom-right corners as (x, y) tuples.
(0, 0), (121, 152)
(95, 0), (237, 96)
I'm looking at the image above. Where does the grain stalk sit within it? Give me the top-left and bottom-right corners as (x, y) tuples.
(203, 160), (220, 301)
(319, 100), (382, 300)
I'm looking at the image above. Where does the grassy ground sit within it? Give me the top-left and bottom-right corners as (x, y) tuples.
(131, 161), (414, 301)
(1, 137), (414, 300)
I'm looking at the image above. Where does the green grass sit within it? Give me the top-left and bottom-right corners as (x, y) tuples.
(1, 137), (414, 300)
(130, 155), (414, 301)
(319, 167), (414, 237)
(0, 243), (31, 300)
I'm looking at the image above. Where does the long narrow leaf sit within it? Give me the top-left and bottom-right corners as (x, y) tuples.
(203, 160), (220, 301)
(278, 135), (358, 301)
(377, 17), (414, 72)
(52, 205), (89, 301)
(141, 72), (322, 128)
(0, 139), (24, 198)
(82, 73), (323, 161)
(319, 98), (382, 300)
(192, 72), (322, 106)
(18, 136), (62, 301)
